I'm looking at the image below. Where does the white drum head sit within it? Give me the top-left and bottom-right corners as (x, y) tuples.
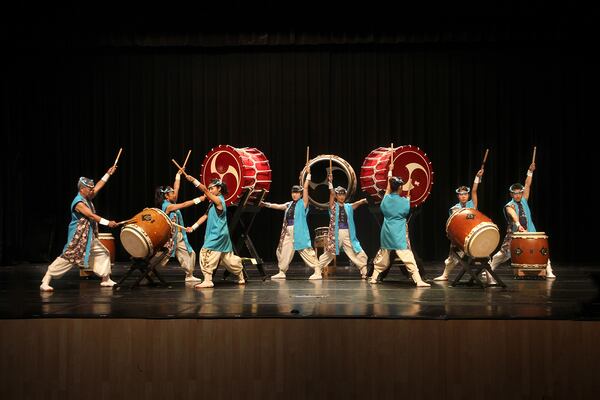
(120, 226), (151, 258)
(466, 225), (500, 258)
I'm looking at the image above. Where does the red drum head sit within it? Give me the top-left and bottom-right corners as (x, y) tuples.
(200, 145), (272, 206)
(360, 145), (434, 208)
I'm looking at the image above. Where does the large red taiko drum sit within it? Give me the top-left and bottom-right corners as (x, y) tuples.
(200, 145), (272, 206)
(360, 145), (434, 208)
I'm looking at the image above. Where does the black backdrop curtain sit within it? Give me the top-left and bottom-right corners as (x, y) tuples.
(2, 36), (598, 265)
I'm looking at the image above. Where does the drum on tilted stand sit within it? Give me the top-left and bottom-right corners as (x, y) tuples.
(79, 232), (117, 278)
(511, 232), (549, 278)
(115, 208), (174, 289)
(360, 145), (434, 281)
(199, 145), (273, 279)
(446, 208), (500, 258)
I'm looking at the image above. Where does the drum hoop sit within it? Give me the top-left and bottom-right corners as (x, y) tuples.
(510, 263), (547, 269)
(511, 232), (547, 239)
(300, 154), (357, 210)
(463, 222), (499, 254)
(121, 224), (154, 256)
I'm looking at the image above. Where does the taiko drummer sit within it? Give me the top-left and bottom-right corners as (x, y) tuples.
(40, 167), (118, 291)
(155, 169), (204, 283)
(488, 162), (556, 282)
(434, 168), (484, 281)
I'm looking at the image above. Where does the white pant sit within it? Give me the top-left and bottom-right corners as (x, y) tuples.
(489, 247), (554, 275)
(318, 229), (368, 274)
(440, 246), (463, 277)
(372, 248), (425, 284)
(276, 226), (319, 272)
(174, 232), (196, 275)
(43, 238), (111, 281)
(199, 248), (243, 280)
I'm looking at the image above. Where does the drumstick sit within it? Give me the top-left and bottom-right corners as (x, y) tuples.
(306, 146), (310, 165)
(329, 155), (332, 175)
(389, 142), (394, 169)
(531, 146), (537, 164)
(171, 159), (189, 177)
(181, 149), (191, 171)
(113, 148), (123, 167)
(172, 222), (186, 230)
(117, 219), (135, 226)
(481, 148), (489, 170)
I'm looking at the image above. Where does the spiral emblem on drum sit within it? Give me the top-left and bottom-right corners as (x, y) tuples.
(201, 145), (272, 206)
(299, 155), (357, 210)
(360, 145), (434, 208)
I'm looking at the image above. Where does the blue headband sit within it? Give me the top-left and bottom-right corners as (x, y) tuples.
(455, 187), (471, 194)
(160, 186), (174, 194)
(79, 177), (95, 188)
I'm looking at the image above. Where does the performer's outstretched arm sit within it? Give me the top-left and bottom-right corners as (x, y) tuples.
(524, 163), (535, 201)
(90, 165), (117, 199)
(471, 168), (484, 209)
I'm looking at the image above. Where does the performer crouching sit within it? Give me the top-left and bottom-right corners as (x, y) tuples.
(260, 168), (321, 280)
(186, 177), (245, 288)
(369, 164), (430, 287)
(40, 167), (118, 291)
(434, 168), (484, 281)
(488, 163), (555, 282)
(156, 170), (204, 282)
(317, 172), (369, 278)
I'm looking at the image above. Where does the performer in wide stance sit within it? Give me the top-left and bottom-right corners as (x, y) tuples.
(434, 168), (484, 281)
(317, 171), (369, 279)
(488, 162), (556, 283)
(186, 176), (245, 288)
(156, 170), (204, 282)
(261, 165), (321, 280)
(370, 163), (430, 287)
(40, 166), (118, 291)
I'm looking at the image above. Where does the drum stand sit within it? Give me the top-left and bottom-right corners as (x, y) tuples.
(450, 254), (506, 288)
(114, 251), (172, 290)
(365, 197), (429, 282)
(223, 189), (268, 281)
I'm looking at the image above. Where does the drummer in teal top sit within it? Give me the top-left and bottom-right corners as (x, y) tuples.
(317, 171), (370, 279)
(370, 163), (430, 287)
(261, 167), (320, 280)
(155, 170), (205, 283)
(488, 162), (556, 281)
(185, 177), (245, 288)
(434, 168), (484, 281)
(40, 166), (118, 292)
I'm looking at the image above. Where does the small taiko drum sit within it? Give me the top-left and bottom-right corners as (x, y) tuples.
(510, 232), (549, 277)
(200, 145), (271, 206)
(299, 155), (357, 210)
(313, 227), (330, 248)
(120, 208), (173, 259)
(360, 145), (434, 208)
(446, 208), (500, 258)
(98, 233), (116, 264)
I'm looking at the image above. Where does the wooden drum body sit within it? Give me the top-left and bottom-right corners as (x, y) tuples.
(120, 208), (173, 259)
(446, 208), (500, 258)
(98, 233), (116, 264)
(510, 232), (549, 277)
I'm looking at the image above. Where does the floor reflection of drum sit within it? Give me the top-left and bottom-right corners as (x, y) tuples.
(446, 208), (500, 258)
(360, 145), (434, 207)
(120, 208), (173, 259)
(200, 145), (272, 206)
(511, 232), (549, 277)
(299, 155), (357, 210)
(98, 233), (116, 264)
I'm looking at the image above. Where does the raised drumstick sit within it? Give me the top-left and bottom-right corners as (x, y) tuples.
(531, 146), (537, 164)
(171, 159), (189, 177)
(113, 148), (123, 167)
(181, 149), (192, 171)
(306, 146), (310, 165)
(329, 155), (332, 175)
(481, 148), (489, 170)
